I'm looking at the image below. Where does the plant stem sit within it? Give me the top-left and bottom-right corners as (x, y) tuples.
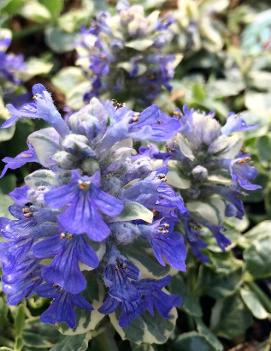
(13, 25), (45, 40)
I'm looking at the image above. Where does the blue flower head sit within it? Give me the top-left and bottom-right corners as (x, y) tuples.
(0, 29), (25, 88)
(0, 84), (185, 330)
(75, 4), (178, 105)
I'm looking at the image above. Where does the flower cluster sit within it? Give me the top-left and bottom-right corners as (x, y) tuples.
(75, 2), (178, 105)
(0, 29), (25, 92)
(0, 84), (259, 330)
(0, 84), (183, 329)
(156, 107), (260, 261)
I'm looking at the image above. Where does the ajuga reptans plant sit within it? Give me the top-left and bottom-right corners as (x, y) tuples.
(0, 84), (259, 331)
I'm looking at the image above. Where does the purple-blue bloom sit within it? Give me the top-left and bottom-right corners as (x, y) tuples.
(45, 170), (124, 241)
(75, 4), (178, 105)
(0, 143), (38, 178)
(36, 283), (93, 328)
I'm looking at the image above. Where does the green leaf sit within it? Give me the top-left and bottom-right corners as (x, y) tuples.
(195, 319), (223, 351)
(25, 169), (59, 187)
(257, 135), (271, 163)
(0, 125), (15, 142)
(39, 0), (64, 20)
(112, 201), (153, 224)
(52, 67), (86, 96)
(187, 201), (221, 226)
(245, 221), (271, 240)
(244, 234), (271, 279)
(170, 275), (202, 317)
(240, 286), (270, 320)
(200, 266), (243, 299)
(110, 309), (177, 344)
(49, 334), (91, 351)
(167, 168), (191, 190)
(45, 27), (77, 53)
(172, 332), (217, 351)
(0, 194), (13, 218)
(23, 57), (53, 80)
(20, 0), (51, 23)
(0, 175), (16, 194)
(14, 303), (25, 336)
(192, 83), (206, 102)
(126, 39), (153, 51)
(210, 294), (253, 339)
(58, 308), (104, 336)
(123, 241), (169, 279)
(23, 320), (61, 349)
(58, 5), (93, 33)
(28, 128), (60, 167)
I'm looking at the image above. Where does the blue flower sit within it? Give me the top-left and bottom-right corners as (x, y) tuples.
(99, 252), (142, 327)
(36, 283), (92, 328)
(136, 276), (181, 318)
(141, 219), (187, 271)
(228, 156), (261, 191)
(184, 219), (208, 263)
(1, 143), (38, 178)
(75, 4), (177, 104)
(45, 170), (124, 241)
(0, 30), (25, 86)
(33, 233), (99, 294)
(221, 113), (256, 135)
(122, 168), (187, 219)
(2, 84), (69, 137)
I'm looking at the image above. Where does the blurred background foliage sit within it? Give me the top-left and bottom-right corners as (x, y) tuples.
(0, 0), (271, 350)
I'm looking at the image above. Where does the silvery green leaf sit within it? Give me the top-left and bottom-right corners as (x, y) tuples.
(40, 0), (64, 21)
(187, 201), (221, 225)
(110, 308), (177, 344)
(52, 67), (86, 96)
(122, 240), (169, 279)
(117, 62), (147, 76)
(167, 168), (191, 190)
(195, 318), (224, 351)
(175, 134), (195, 161)
(28, 128), (60, 167)
(249, 70), (271, 91)
(0, 95), (11, 121)
(240, 286), (270, 320)
(172, 332), (217, 351)
(58, 6), (93, 33)
(22, 57), (53, 80)
(243, 234), (271, 279)
(245, 92), (271, 118)
(207, 79), (245, 98)
(0, 194), (13, 218)
(0, 124), (15, 142)
(23, 319), (61, 349)
(45, 27), (77, 53)
(20, 0), (51, 23)
(111, 201), (153, 224)
(210, 294), (253, 339)
(50, 334), (91, 351)
(200, 265), (243, 299)
(125, 39), (153, 51)
(25, 170), (58, 188)
(244, 221), (271, 240)
(66, 82), (90, 110)
(58, 308), (104, 337)
(208, 135), (242, 158)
